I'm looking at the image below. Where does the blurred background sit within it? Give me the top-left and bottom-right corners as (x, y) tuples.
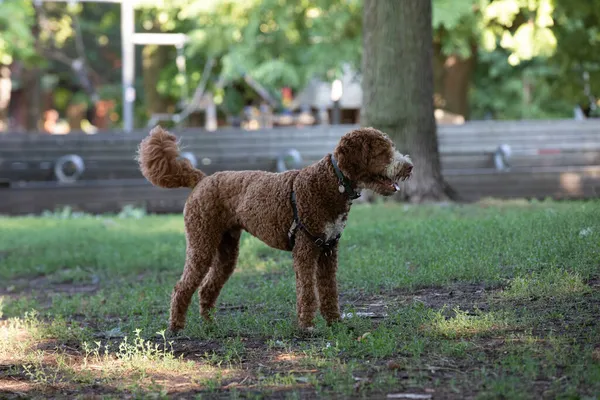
(1, 0), (599, 214)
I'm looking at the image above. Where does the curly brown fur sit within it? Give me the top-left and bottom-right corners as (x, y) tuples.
(138, 126), (413, 332)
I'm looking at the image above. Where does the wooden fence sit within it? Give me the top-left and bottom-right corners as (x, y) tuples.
(1, 120), (599, 214)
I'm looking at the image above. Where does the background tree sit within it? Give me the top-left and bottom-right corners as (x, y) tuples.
(3, 0), (600, 130)
(362, 0), (452, 202)
(184, 0), (362, 116)
(433, 0), (560, 119)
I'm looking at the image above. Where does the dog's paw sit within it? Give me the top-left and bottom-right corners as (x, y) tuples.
(167, 321), (185, 337)
(324, 314), (342, 326)
(200, 308), (217, 323)
(166, 328), (183, 338)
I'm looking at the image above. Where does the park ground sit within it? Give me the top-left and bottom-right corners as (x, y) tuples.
(0, 200), (599, 399)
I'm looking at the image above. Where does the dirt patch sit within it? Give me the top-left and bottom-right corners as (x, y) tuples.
(586, 276), (600, 288)
(0, 274), (99, 310)
(168, 338), (225, 360)
(518, 293), (600, 339)
(1, 274), (99, 295)
(397, 283), (496, 313)
(342, 283), (501, 318)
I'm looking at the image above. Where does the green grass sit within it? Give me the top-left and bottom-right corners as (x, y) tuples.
(0, 200), (599, 398)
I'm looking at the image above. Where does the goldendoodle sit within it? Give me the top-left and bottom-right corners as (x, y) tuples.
(137, 126), (413, 332)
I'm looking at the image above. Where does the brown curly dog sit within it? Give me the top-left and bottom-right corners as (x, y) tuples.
(137, 126), (413, 332)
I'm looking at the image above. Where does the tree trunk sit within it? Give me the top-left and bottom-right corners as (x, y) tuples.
(142, 44), (173, 116)
(362, 0), (454, 202)
(433, 42), (477, 119)
(441, 54), (475, 119)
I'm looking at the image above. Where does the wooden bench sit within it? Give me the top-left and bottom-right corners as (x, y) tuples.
(1, 121), (599, 214)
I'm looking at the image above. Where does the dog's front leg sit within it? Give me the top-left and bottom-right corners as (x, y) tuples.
(292, 237), (320, 329)
(317, 246), (341, 325)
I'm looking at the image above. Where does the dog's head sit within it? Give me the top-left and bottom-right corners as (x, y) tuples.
(333, 127), (413, 196)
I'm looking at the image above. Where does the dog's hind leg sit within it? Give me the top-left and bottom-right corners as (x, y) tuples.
(317, 247), (341, 325)
(169, 224), (220, 333)
(198, 229), (241, 320)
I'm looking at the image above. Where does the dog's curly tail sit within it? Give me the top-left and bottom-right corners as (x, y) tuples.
(137, 126), (205, 189)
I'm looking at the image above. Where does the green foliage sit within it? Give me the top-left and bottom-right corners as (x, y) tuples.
(432, 0), (600, 119)
(181, 0), (361, 110)
(433, 0), (479, 58)
(470, 50), (574, 119)
(546, 0), (600, 108)
(0, 0), (37, 65)
(433, 0), (476, 31)
(433, 0), (558, 63)
(3, 0), (600, 123)
(484, 0), (557, 65)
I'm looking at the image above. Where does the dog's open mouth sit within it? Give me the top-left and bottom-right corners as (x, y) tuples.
(375, 176), (404, 192)
(374, 169), (412, 193)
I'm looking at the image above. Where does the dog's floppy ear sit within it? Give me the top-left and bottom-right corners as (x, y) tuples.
(333, 130), (372, 181)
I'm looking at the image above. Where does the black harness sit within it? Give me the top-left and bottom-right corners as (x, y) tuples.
(287, 154), (360, 255)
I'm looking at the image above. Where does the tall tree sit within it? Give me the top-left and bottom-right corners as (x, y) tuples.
(362, 0), (453, 202)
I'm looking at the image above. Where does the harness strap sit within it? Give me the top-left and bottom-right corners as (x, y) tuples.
(288, 190), (340, 255)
